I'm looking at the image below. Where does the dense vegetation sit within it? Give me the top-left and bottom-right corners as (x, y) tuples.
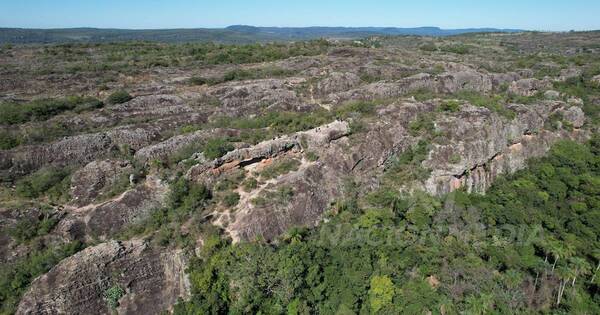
(172, 139), (600, 314)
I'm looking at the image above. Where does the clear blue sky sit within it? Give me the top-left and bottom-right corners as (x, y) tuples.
(1, 0), (599, 31)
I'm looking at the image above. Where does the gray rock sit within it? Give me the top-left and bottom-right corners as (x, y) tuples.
(544, 90), (561, 100)
(508, 78), (550, 96)
(316, 72), (362, 95)
(560, 106), (585, 128)
(70, 159), (133, 207)
(558, 67), (582, 81)
(16, 240), (190, 315)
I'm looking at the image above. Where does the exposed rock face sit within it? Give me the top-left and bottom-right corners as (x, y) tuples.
(316, 72), (362, 95)
(0, 128), (160, 179)
(58, 175), (168, 241)
(109, 95), (192, 118)
(207, 78), (302, 115)
(424, 103), (587, 195)
(188, 120), (350, 183)
(190, 100), (587, 241)
(560, 106), (586, 128)
(508, 78), (551, 96)
(327, 70), (495, 104)
(134, 128), (240, 163)
(16, 240), (190, 315)
(544, 90), (561, 100)
(71, 159), (133, 206)
(558, 67), (582, 82)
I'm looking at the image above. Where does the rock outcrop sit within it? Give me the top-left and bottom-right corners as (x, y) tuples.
(58, 175), (168, 241)
(508, 78), (551, 96)
(0, 128), (160, 179)
(423, 103), (587, 195)
(17, 240), (190, 315)
(189, 99), (587, 241)
(70, 159), (133, 206)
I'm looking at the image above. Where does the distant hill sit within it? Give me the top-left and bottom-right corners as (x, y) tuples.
(0, 26), (524, 44)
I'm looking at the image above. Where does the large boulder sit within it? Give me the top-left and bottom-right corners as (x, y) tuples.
(16, 240), (190, 315)
(508, 78), (551, 96)
(316, 72), (362, 96)
(70, 159), (133, 207)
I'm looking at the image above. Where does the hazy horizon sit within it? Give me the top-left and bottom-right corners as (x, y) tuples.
(1, 0), (599, 31)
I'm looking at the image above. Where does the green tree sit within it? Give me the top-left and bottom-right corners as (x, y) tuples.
(368, 275), (394, 314)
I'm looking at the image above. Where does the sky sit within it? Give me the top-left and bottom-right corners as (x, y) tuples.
(0, 0), (599, 31)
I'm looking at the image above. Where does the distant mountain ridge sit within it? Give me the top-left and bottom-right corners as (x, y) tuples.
(0, 25), (525, 44)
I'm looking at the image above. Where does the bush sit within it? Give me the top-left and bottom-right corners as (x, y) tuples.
(439, 100), (461, 112)
(242, 178), (258, 192)
(104, 285), (125, 309)
(0, 130), (19, 149)
(8, 213), (59, 244)
(222, 192), (240, 207)
(335, 100), (383, 118)
(203, 138), (234, 160)
(168, 177), (211, 214)
(408, 115), (435, 136)
(106, 90), (132, 104)
(188, 76), (208, 85)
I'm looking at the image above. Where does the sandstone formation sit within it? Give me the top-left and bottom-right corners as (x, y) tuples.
(16, 240), (190, 315)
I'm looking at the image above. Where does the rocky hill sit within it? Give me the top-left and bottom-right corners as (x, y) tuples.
(0, 32), (599, 314)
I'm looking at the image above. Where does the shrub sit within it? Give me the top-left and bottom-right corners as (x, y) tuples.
(453, 91), (516, 119)
(305, 151), (319, 161)
(222, 192), (240, 207)
(0, 130), (19, 149)
(104, 285), (125, 309)
(188, 76), (208, 85)
(168, 177), (211, 213)
(408, 115), (435, 136)
(203, 138), (234, 160)
(8, 213), (59, 244)
(73, 98), (104, 113)
(0, 241), (83, 314)
(168, 142), (204, 165)
(439, 100), (461, 112)
(106, 90), (132, 104)
(242, 178), (258, 192)
(335, 100), (383, 118)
